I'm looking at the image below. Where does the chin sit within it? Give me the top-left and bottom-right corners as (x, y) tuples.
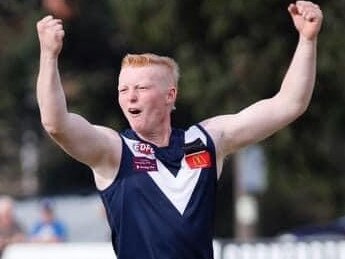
(129, 121), (145, 133)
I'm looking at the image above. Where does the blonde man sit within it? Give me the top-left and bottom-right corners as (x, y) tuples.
(36, 2), (322, 258)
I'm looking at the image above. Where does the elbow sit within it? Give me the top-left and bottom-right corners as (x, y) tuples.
(274, 94), (311, 122)
(299, 103), (310, 116)
(41, 119), (65, 136)
(295, 98), (311, 116)
(287, 101), (310, 122)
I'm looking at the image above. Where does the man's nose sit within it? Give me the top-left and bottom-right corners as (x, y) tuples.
(128, 89), (138, 102)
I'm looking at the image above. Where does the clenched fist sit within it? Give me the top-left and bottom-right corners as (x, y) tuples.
(36, 15), (65, 58)
(288, 1), (323, 41)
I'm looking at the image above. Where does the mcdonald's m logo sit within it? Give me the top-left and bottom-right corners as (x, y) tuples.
(185, 150), (212, 169)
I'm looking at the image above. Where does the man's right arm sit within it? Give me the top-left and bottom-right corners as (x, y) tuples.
(36, 16), (121, 189)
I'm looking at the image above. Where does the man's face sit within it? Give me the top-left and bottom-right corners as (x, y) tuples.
(118, 65), (176, 134)
(41, 209), (54, 223)
(0, 203), (14, 226)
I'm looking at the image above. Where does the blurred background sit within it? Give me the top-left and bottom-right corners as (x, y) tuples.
(0, 0), (345, 256)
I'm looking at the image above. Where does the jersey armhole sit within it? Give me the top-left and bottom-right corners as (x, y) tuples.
(195, 123), (216, 155)
(195, 123), (222, 180)
(96, 134), (125, 193)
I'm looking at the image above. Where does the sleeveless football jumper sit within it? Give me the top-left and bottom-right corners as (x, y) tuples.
(99, 125), (218, 259)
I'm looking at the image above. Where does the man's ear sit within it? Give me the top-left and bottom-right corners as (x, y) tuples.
(166, 86), (177, 106)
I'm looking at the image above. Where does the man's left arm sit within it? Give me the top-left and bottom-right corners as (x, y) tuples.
(201, 1), (323, 159)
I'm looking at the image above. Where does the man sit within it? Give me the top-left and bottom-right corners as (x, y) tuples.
(35, 1), (323, 258)
(29, 199), (67, 243)
(0, 196), (26, 256)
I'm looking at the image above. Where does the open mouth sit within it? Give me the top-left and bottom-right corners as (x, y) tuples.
(128, 108), (142, 115)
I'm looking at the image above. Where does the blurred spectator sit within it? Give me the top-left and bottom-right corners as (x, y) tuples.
(41, 0), (78, 20)
(0, 196), (26, 256)
(29, 199), (67, 243)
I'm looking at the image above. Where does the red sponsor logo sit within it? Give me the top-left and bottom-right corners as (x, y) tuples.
(133, 143), (154, 155)
(185, 150), (212, 169)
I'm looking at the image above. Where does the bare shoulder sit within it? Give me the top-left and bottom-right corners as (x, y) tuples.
(91, 125), (123, 190)
(92, 125), (122, 161)
(199, 115), (238, 157)
(200, 115), (237, 139)
(93, 125), (122, 142)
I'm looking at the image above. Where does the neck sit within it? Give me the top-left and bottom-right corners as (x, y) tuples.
(136, 125), (172, 147)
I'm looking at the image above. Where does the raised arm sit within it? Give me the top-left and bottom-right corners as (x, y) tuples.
(201, 1), (323, 158)
(36, 16), (121, 189)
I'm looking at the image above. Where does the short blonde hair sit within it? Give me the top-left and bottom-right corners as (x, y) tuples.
(121, 53), (180, 87)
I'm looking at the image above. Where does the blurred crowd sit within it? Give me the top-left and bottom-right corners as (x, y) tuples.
(0, 196), (67, 257)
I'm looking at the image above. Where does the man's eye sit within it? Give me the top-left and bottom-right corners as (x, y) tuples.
(119, 88), (127, 93)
